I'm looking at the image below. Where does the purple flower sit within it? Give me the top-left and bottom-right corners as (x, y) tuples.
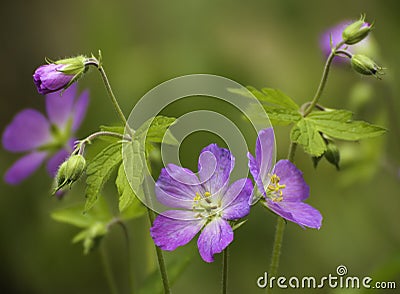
(248, 128), (322, 229)
(150, 144), (253, 263)
(33, 64), (75, 95)
(33, 56), (86, 95)
(2, 84), (89, 185)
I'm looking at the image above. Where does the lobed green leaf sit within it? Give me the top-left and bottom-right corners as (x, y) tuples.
(263, 106), (302, 126)
(290, 118), (326, 157)
(247, 86), (299, 110)
(116, 162), (146, 218)
(308, 110), (386, 140)
(85, 142), (123, 212)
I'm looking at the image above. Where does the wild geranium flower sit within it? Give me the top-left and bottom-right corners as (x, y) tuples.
(2, 84), (89, 185)
(33, 56), (86, 95)
(150, 144), (253, 263)
(248, 128), (322, 229)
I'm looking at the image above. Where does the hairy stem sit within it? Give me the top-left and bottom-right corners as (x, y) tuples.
(303, 41), (344, 117)
(143, 175), (171, 294)
(97, 66), (128, 126)
(85, 57), (128, 127)
(266, 217), (286, 294)
(146, 208), (171, 294)
(74, 131), (131, 155)
(267, 42), (343, 293)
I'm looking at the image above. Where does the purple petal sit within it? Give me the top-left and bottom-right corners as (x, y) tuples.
(150, 210), (205, 251)
(33, 64), (74, 95)
(266, 200), (322, 229)
(72, 89), (89, 131)
(155, 164), (202, 209)
(4, 151), (48, 185)
(198, 144), (234, 194)
(2, 109), (52, 152)
(45, 83), (77, 129)
(221, 178), (252, 220)
(197, 218), (233, 263)
(273, 160), (309, 202)
(46, 148), (70, 177)
(248, 128), (275, 195)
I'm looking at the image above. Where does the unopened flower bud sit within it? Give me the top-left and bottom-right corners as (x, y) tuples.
(351, 54), (383, 78)
(342, 15), (373, 45)
(54, 154), (86, 193)
(33, 55), (87, 95)
(324, 141), (340, 170)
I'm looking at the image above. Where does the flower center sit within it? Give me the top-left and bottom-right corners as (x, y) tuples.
(267, 174), (286, 202)
(192, 191), (220, 218)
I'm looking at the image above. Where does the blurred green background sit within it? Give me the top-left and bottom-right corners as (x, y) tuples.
(0, 0), (399, 293)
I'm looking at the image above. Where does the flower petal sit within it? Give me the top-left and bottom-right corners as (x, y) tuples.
(4, 151), (48, 185)
(2, 109), (52, 152)
(155, 164), (202, 209)
(197, 218), (233, 263)
(72, 89), (89, 131)
(150, 210), (205, 251)
(198, 144), (234, 194)
(252, 128), (275, 194)
(46, 148), (70, 177)
(33, 64), (74, 95)
(273, 160), (309, 201)
(266, 200), (322, 229)
(45, 84), (77, 129)
(221, 178), (252, 220)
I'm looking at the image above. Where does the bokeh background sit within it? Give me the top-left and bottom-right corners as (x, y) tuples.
(0, 0), (399, 293)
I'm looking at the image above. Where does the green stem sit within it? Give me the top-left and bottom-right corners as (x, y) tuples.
(100, 244), (120, 294)
(75, 131), (131, 155)
(221, 247), (229, 294)
(287, 142), (298, 163)
(97, 66), (128, 126)
(266, 42), (344, 293)
(143, 174), (171, 294)
(303, 41), (344, 117)
(266, 217), (286, 294)
(85, 57), (128, 127)
(146, 208), (171, 294)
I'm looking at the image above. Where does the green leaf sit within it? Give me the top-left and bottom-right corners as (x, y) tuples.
(85, 142), (123, 212)
(290, 118), (326, 157)
(308, 110), (386, 141)
(136, 116), (178, 145)
(116, 163), (146, 219)
(263, 106), (302, 126)
(138, 255), (192, 294)
(247, 86), (299, 110)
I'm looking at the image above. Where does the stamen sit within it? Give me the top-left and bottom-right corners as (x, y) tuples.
(267, 174), (285, 202)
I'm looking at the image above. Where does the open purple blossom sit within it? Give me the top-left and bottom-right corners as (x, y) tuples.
(2, 84), (89, 185)
(150, 144), (253, 263)
(248, 128), (322, 229)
